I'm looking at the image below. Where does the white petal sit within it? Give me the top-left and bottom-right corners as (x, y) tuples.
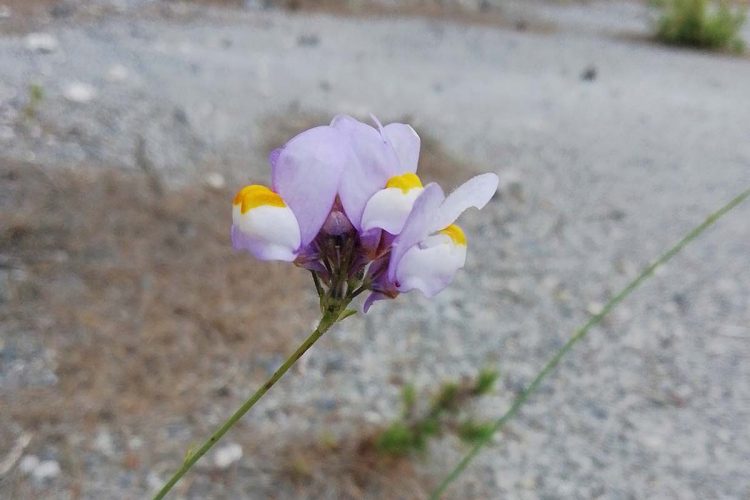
(395, 234), (467, 297)
(361, 187), (424, 234)
(232, 205), (301, 261)
(431, 173), (499, 232)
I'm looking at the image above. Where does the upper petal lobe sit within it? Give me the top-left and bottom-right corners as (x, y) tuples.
(272, 126), (350, 246)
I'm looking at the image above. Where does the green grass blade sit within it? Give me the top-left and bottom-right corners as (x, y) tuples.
(430, 188), (750, 499)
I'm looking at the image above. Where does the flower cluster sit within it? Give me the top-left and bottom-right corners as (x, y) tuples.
(231, 115), (498, 313)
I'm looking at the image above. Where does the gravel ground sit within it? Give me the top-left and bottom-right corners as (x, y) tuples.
(1, 1), (750, 498)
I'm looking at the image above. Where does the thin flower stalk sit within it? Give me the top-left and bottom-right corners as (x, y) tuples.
(153, 281), (354, 500)
(154, 114), (500, 497)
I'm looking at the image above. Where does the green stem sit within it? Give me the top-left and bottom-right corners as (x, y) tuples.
(152, 308), (341, 499)
(311, 271), (324, 301)
(430, 188), (750, 499)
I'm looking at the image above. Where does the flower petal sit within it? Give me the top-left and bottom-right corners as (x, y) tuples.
(395, 233), (467, 297)
(231, 203), (301, 262)
(271, 125), (349, 246)
(387, 183), (445, 283)
(360, 186), (424, 234)
(331, 115), (401, 230)
(268, 147), (282, 169)
(362, 291), (392, 313)
(383, 122), (420, 171)
(431, 173), (499, 232)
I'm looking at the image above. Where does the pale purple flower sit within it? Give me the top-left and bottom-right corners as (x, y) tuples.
(231, 115), (498, 312)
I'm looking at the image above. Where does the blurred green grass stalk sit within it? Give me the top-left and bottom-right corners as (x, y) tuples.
(431, 187), (750, 498)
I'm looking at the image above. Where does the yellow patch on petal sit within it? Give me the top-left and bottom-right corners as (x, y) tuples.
(233, 185), (286, 214)
(386, 172), (423, 193)
(439, 224), (467, 246)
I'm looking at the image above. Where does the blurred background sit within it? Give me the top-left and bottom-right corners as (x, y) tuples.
(1, 0), (750, 498)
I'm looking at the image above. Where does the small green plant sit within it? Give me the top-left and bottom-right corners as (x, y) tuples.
(23, 83), (45, 119)
(457, 420), (495, 445)
(655, 0), (746, 53)
(473, 368), (500, 396)
(374, 369), (500, 456)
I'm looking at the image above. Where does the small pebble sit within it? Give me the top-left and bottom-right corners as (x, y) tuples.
(581, 65), (598, 81)
(94, 429), (115, 456)
(64, 82), (97, 103)
(204, 172), (225, 189)
(32, 460), (61, 481)
(19, 455), (39, 474)
(213, 443), (242, 469)
(146, 471), (162, 490)
(24, 33), (59, 54)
